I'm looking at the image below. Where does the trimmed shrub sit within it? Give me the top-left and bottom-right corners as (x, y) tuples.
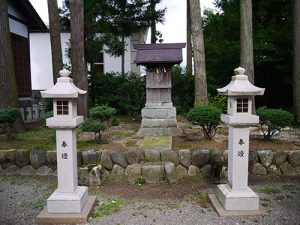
(187, 105), (221, 139)
(80, 119), (105, 142)
(92, 72), (145, 116)
(256, 107), (294, 140)
(0, 108), (21, 139)
(208, 94), (227, 113)
(90, 105), (116, 123)
(111, 118), (120, 126)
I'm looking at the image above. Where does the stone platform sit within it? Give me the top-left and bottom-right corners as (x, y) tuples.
(138, 103), (182, 136)
(36, 196), (97, 224)
(208, 194), (267, 217)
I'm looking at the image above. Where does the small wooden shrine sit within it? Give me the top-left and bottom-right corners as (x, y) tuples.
(134, 43), (185, 136)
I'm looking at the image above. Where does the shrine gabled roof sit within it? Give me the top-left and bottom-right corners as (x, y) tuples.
(217, 67), (265, 96)
(134, 43), (186, 66)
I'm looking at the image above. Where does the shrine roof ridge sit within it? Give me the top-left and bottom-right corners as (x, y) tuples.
(133, 43), (186, 50)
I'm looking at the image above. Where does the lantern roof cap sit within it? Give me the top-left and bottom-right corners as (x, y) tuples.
(41, 69), (87, 98)
(217, 67), (265, 96)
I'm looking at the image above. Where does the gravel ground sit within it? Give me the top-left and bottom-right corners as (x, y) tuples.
(0, 175), (299, 225)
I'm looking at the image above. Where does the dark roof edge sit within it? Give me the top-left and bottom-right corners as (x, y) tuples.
(133, 43), (186, 50)
(14, 0), (48, 32)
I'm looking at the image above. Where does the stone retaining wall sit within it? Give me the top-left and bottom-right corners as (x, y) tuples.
(0, 149), (299, 185)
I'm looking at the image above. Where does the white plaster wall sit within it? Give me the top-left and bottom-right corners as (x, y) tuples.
(30, 33), (70, 90)
(103, 37), (132, 74)
(9, 19), (28, 38)
(31, 32), (143, 90)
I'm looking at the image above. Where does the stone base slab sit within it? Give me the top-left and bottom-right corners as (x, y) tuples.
(142, 107), (176, 120)
(208, 194), (267, 217)
(138, 127), (182, 136)
(47, 186), (88, 213)
(36, 196), (97, 224)
(216, 184), (259, 211)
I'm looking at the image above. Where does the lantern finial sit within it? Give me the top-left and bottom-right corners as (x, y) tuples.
(59, 69), (71, 77)
(234, 67), (245, 75)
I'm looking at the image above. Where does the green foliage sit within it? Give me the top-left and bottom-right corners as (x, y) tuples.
(43, 111), (53, 120)
(203, 0), (293, 108)
(257, 108), (294, 140)
(0, 108), (21, 125)
(111, 118), (120, 126)
(171, 65), (194, 114)
(80, 119), (105, 142)
(259, 186), (281, 194)
(0, 108), (21, 139)
(136, 177), (146, 185)
(187, 105), (221, 138)
(92, 196), (128, 218)
(89, 105), (116, 121)
(92, 72), (145, 116)
(208, 94), (227, 113)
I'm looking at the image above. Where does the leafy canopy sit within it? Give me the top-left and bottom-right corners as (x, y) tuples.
(187, 105), (221, 138)
(257, 107), (294, 139)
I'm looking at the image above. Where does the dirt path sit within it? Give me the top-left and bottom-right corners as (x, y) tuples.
(0, 175), (300, 225)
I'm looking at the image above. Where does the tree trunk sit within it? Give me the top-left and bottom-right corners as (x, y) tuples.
(121, 34), (125, 75)
(293, 0), (300, 123)
(189, 0), (207, 105)
(0, 0), (19, 109)
(186, 0), (192, 77)
(150, 0), (156, 43)
(47, 0), (63, 83)
(240, 0), (255, 112)
(70, 0), (88, 118)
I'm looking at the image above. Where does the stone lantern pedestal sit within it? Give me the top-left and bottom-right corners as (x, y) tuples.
(209, 67), (267, 216)
(36, 69), (96, 224)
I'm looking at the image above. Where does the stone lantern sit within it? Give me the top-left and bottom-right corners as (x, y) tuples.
(38, 69), (95, 221)
(215, 67), (265, 211)
(134, 43), (185, 136)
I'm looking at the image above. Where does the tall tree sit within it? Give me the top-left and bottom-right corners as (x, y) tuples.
(203, 0), (292, 108)
(47, 0), (63, 82)
(189, 0), (207, 105)
(150, 0), (157, 43)
(293, 0), (300, 122)
(0, 0), (19, 109)
(240, 0), (255, 112)
(70, 0), (88, 118)
(186, 0), (192, 77)
(149, 0), (165, 43)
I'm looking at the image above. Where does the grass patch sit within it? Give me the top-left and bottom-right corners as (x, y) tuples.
(125, 140), (137, 147)
(77, 139), (100, 150)
(177, 142), (193, 149)
(188, 191), (209, 208)
(93, 195), (129, 218)
(111, 130), (135, 138)
(166, 202), (181, 209)
(259, 186), (281, 194)
(197, 192), (209, 208)
(0, 127), (56, 151)
(136, 177), (146, 185)
(142, 136), (171, 150)
(25, 181), (57, 210)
